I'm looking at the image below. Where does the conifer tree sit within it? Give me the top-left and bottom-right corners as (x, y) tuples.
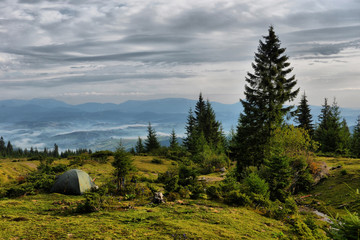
(6, 141), (13, 156)
(315, 98), (342, 153)
(184, 94), (225, 154)
(53, 143), (59, 158)
(338, 119), (351, 154)
(194, 93), (207, 133)
(135, 137), (145, 154)
(204, 100), (223, 147)
(183, 108), (197, 154)
(295, 92), (314, 136)
(169, 129), (179, 150)
(234, 26), (299, 172)
(352, 116), (360, 157)
(145, 122), (160, 153)
(0, 137), (5, 157)
(112, 142), (135, 193)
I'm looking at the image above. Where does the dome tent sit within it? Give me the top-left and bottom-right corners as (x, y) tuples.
(51, 169), (96, 195)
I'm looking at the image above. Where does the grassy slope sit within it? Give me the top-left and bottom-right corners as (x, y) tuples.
(0, 156), (293, 239)
(300, 157), (360, 216)
(0, 159), (39, 186)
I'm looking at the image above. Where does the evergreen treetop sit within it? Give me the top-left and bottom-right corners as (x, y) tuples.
(169, 129), (179, 150)
(145, 122), (160, 153)
(295, 92), (314, 136)
(135, 137), (145, 154)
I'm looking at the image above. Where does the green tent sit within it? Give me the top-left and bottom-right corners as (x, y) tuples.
(51, 169), (96, 195)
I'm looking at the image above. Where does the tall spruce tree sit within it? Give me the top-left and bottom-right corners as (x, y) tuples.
(145, 122), (160, 153)
(295, 92), (314, 136)
(234, 26), (299, 173)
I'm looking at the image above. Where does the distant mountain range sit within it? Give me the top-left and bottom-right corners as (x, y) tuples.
(0, 98), (358, 151)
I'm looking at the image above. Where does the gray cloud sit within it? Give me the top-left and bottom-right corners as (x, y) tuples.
(0, 0), (360, 107)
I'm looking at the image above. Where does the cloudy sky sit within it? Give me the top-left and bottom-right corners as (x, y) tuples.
(0, 0), (359, 108)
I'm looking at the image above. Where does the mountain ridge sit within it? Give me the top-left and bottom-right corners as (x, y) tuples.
(0, 97), (358, 151)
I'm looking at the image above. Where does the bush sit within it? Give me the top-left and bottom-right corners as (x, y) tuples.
(166, 192), (181, 201)
(5, 184), (36, 198)
(265, 197), (297, 220)
(290, 217), (317, 240)
(243, 172), (269, 199)
(251, 193), (271, 208)
(178, 186), (191, 199)
(76, 191), (102, 213)
(151, 158), (163, 164)
(225, 190), (251, 206)
(91, 150), (113, 163)
(206, 185), (222, 200)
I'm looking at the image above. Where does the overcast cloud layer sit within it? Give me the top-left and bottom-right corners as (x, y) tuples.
(0, 0), (359, 108)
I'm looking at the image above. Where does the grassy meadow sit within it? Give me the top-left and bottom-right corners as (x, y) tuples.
(2, 155), (360, 239)
(0, 156), (295, 239)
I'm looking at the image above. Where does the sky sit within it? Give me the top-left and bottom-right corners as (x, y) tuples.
(0, 0), (359, 108)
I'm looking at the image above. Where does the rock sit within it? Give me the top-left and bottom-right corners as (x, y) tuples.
(313, 161), (330, 185)
(153, 192), (165, 204)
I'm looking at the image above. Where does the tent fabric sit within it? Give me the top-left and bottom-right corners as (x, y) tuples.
(51, 169), (96, 195)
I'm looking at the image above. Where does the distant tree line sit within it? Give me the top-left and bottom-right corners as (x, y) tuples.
(0, 137), (91, 160)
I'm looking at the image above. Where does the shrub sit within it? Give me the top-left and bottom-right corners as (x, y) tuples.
(225, 190), (251, 206)
(151, 158), (163, 164)
(206, 185), (222, 200)
(91, 150), (113, 163)
(290, 217), (317, 240)
(178, 186), (191, 199)
(243, 172), (269, 199)
(265, 197), (297, 221)
(167, 192), (181, 201)
(5, 184), (36, 198)
(76, 192), (102, 213)
(251, 193), (271, 208)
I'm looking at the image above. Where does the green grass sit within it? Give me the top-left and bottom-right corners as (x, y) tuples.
(0, 158), (39, 186)
(0, 194), (291, 239)
(0, 156), (297, 239)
